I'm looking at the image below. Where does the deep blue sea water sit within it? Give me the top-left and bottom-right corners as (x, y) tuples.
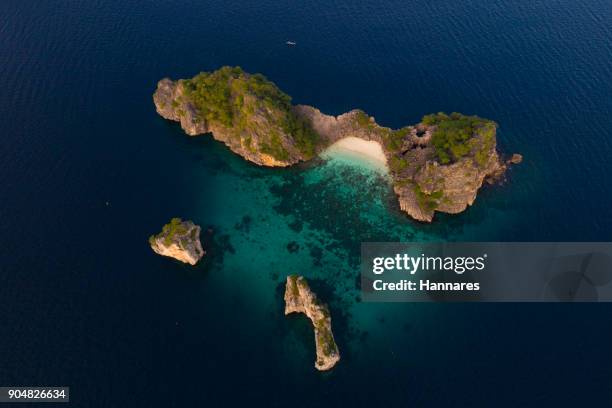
(1, 0), (612, 406)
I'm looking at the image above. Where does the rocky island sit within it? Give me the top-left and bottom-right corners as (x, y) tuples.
(284, 275), (340, 371)
(154, 66), (520, 221)
(149, 218), (205, 265)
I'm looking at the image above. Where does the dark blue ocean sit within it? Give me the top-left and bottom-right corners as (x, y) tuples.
(1, 0), (612, 406)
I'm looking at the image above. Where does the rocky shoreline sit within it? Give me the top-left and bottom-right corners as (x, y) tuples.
(284, 275), (340, 371)
(149, 218), (205, 265)
(295, 106), (515, 222)
(154, 66), (520, 222)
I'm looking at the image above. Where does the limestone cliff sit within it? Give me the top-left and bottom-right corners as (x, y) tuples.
(149, 218), (204, 265)
(284, 275), (340, 371)
(297, 107), (510, 221)
(154, 66), (318, 167)
(154, 66), (520, 222)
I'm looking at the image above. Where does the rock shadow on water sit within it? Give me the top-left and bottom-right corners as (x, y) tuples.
(185, 225), (235, 275)
(164, 119), (235, 176)
(272, 280), (316, 362)
(402, 185), (501, 239)
(272, 277), (363, 371)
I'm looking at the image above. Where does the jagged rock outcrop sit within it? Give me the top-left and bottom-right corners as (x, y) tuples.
(507, 153), (523, 164)
(284, 275), (340, 371)
(154, 67), (317, 167)
(149, 218), (204, 265)
(296, 107), (510, 222)
(154, 66), (520, 222)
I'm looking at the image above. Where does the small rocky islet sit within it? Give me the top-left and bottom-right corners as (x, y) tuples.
(153, 66), (520, 222)
(284, 275), (340, 371)
(148, 221), (341, 371)
(149, 218), (205, 265)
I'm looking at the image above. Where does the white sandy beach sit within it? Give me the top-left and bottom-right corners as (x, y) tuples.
(320, 137), (388, 172)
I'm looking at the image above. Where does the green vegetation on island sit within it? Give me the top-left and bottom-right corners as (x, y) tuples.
(413, 184), (444, 211)
(155, 68), (516, 222)
(422, 112), (497, 165)
(180, 66), (319, 160)
(149, 218), (204, 265)
(149, 217), (189, 246)
(284, 275), (340, 370)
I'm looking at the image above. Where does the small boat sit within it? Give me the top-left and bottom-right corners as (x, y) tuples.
(286, 41), (296, 46)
